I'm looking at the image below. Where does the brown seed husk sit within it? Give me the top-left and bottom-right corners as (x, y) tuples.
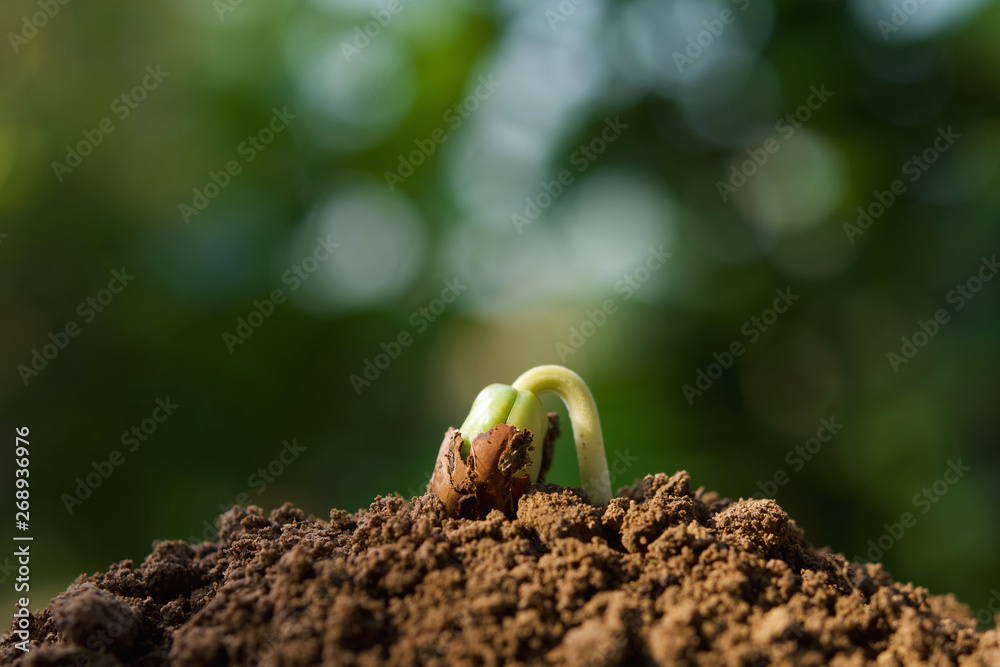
(427, 413), (560, 519)
(427, 424), (530, 518)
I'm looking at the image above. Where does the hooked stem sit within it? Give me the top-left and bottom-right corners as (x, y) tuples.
(511, 365), (612, 505)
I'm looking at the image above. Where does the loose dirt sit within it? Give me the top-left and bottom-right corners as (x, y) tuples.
(2, 471), (997, 666)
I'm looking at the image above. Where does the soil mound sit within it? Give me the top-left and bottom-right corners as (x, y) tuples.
(3, 471), (998, 666)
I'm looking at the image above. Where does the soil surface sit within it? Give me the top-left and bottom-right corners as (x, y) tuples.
(3, 471), (998, 666)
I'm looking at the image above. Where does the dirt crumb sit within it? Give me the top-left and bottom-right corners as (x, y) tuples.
(2, 471), (996, 666)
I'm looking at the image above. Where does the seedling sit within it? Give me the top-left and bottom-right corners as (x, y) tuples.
(428, 365), (612, 518)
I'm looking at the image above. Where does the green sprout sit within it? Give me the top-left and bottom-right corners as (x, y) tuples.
(430, 365), (612, 517)
(457, 382), (549, 483)
(510, 365), (612, 505)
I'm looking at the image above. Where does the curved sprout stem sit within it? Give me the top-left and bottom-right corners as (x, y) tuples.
(511, 365), (612, 505)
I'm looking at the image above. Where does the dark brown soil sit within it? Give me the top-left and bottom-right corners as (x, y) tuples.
(3, 471), (998, 666)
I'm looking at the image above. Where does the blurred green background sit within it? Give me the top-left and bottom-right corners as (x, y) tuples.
(2, 0), (999, 627)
